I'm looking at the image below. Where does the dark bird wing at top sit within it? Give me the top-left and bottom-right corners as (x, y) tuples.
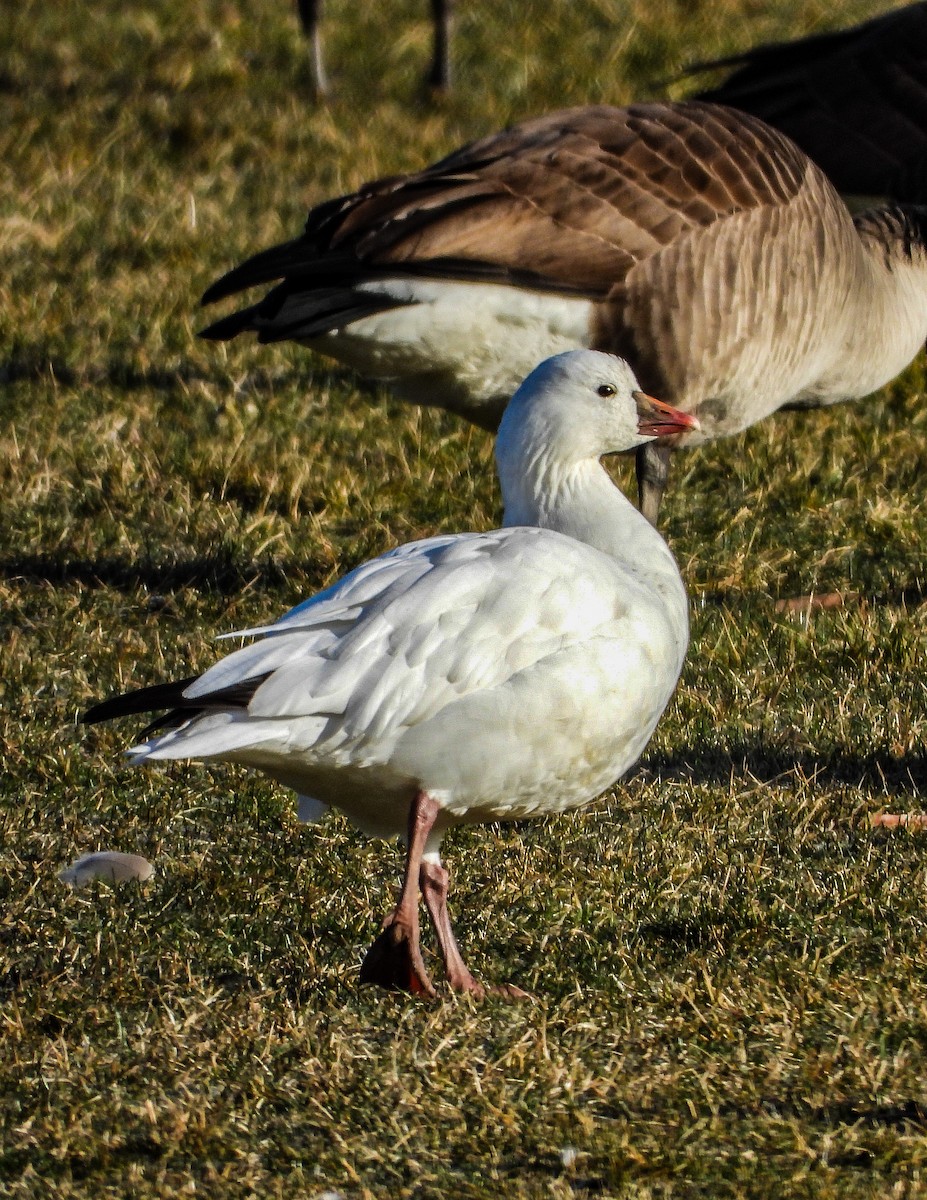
(692, 1), (927, 203)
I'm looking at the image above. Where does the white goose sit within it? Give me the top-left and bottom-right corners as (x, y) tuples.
(83, 351), (697, 997)
(200, 101), (927, 522)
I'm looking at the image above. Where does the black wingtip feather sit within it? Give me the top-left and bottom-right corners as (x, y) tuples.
(81, 677), (200, 725)
(200, 239), (307, 306)
(200, 239), (368, 307)
(199, 287), (414, 344)
(198, 305), (264, 342)
(82, 672), (275, 727)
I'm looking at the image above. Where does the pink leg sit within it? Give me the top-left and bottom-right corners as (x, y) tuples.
(420, 859), (484, 996)
(359, 790), (439, 997)
(420, 859), (530, 1000)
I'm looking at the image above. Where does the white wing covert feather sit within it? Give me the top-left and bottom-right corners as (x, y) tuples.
(183, 528), (635, 755)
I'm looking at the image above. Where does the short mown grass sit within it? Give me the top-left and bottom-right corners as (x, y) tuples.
(2, 1), (927, 1196)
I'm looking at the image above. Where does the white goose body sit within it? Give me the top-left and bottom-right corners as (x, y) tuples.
(122, 353), (688, 834)
(202, 101), (927, 517)
(84, 351), (696, 995)
(172, 522), (682, 838)
(319, 278), (597, 417)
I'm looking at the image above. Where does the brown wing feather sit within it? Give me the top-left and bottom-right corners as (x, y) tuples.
(204, 102), (815, 307)
(321, 103), (812, 292)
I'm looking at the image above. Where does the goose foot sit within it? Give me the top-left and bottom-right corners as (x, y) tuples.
(360, 920), (435, 997)
(419, 859), (528, 999)
(360, 791), (532, 1000)
(489, 983), (532, 1001)
(360, 789), (440, 998)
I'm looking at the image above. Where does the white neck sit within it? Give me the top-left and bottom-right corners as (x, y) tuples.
(495, 410), (686, 618)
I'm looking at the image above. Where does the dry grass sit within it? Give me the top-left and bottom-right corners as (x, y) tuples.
(2, 0), (927, 1196)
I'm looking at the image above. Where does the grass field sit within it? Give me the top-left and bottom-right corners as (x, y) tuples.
(3, 0), (927, 1195)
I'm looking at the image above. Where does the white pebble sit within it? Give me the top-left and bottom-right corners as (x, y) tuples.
(58, 851), (155, 888)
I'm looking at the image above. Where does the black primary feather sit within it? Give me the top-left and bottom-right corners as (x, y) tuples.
(200, 286), (413, 343)
(82, 674), (272, 727)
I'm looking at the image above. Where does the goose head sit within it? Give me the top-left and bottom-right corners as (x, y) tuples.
(496, 350), (699, 473)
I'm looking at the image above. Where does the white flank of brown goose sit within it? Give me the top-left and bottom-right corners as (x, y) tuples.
(201, 101), (927, 521)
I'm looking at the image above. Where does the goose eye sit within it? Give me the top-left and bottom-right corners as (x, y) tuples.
(596, 384), (616, 398)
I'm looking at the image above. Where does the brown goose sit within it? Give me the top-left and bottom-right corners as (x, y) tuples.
(201, 101), (927, 521)
(693, 2), (927, 205)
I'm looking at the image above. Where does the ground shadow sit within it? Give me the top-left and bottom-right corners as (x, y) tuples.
(0, 345), (358, 400)
(637, 739), (927, 799)
(0, 550), (314, 597)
